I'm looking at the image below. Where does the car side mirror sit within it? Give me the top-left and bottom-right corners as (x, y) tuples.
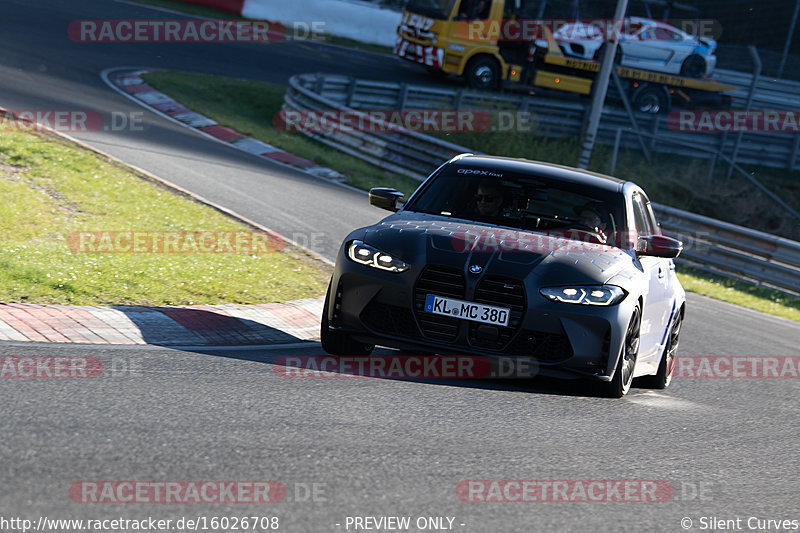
(369, 188), (404, 212)
(638, 234), (683, 258)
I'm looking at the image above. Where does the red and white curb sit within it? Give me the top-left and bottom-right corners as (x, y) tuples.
(110, 69), (345, 181)
(0, 298), (323, 345)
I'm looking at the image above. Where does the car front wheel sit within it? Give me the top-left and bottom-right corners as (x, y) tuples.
(680, 54), (706, 78)
(320, 281), (374, 356)
(641, 310), (681, 389)
(603, 306), (641, 398)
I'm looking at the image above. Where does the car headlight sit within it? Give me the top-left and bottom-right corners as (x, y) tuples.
(540, 285), (626, 306)
(347, 240), (409, 273)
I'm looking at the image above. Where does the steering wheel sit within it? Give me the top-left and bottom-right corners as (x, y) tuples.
(564, 224), (607, 244)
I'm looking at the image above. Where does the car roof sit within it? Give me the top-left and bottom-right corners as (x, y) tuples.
(449, 154), (627, 193)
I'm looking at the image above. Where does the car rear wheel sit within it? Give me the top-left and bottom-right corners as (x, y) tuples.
(680, 54), (706, 78)
(641, 310), (681, 389)
(320, 281), (374, 356)
(594, 42), (623, 64)
(603, 306), (641, 398)
(465, 56), (500, 90)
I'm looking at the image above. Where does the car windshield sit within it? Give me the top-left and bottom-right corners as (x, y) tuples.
(406, 0), (455, 19)
(405, 164), (626, 238)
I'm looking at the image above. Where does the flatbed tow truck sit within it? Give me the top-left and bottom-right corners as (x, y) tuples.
(395, 1), (735, 113)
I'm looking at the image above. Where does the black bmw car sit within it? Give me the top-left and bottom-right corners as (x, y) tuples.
(321, 154), (685, 397)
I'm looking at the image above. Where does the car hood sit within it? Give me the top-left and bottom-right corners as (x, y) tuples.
(354, 213), (634, 286)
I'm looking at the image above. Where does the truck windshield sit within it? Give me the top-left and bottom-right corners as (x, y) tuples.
(407, 0), (455, 20)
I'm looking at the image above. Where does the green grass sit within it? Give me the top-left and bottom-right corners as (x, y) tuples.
(141, 70), (421, 197)
(140, 69), (800, 321)
(676, 265), (800, 322)
(0, 129), (330, 305)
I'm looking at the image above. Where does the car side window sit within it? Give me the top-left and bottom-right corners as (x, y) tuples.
(654, 27), (679, 41)
(644, 200), (661, 235)
(631, 193), (654, 237)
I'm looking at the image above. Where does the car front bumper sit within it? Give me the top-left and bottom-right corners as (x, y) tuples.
(325, 257), (637, 381)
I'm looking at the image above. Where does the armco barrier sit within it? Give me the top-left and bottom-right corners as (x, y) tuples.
(289, 74), (799, 172)
(284, 73), (800, 295)
(715, 68), (800, 111)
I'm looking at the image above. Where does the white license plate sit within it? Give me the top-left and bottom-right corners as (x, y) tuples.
(424, 294), (510, 327)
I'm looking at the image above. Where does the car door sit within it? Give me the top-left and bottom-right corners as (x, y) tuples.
(631, 192), (670, 362)
(624, 25), (676, 69)
(644, 197), (680, 330)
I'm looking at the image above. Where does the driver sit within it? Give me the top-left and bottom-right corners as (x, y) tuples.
(575, 204), (608, 243)
(474, 179), (504, 218)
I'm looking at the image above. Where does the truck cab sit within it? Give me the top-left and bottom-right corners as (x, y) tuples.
(395, 0), (527, 90)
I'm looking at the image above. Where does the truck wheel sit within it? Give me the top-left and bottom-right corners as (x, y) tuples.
(632, 85), (669, 114)
(465, 56), (499, 90)
(680, 54), (706, 78)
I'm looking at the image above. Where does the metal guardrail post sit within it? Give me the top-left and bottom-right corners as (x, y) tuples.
(346, 78), (357, 107)
(398, 83), (409, 111)
(455, 88), (465, 110)
(610, 128), (623, 174)
(726, 46), (762, 181)
(650, 115), (660, 151)
(707, 131), (728, 185)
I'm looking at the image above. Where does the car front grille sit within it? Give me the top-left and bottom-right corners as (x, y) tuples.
(468, 277), (526, 350)
(413, 265), (465, 343)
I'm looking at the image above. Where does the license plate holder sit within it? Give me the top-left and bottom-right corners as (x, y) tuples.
(424, 294), (510, 327)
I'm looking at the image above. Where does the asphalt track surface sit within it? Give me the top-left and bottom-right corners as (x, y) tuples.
(2, 1), (800, 531)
